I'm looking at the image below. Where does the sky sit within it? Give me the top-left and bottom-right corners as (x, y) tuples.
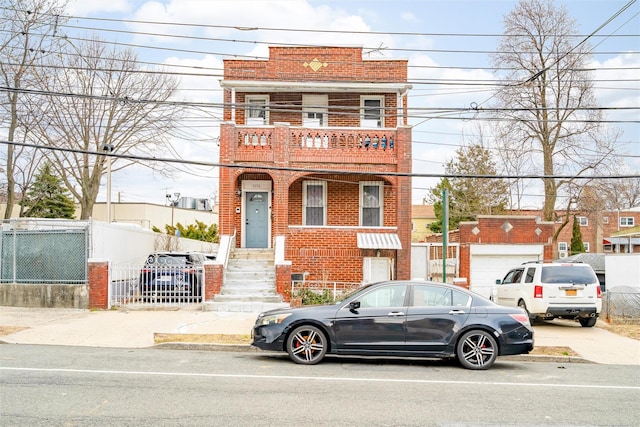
(53, 0), (640, 207)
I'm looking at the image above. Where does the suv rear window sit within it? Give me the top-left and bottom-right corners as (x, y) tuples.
(540, 265), (598, 284)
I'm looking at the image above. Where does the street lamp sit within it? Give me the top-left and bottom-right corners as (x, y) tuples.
(102, 143), (114, 223)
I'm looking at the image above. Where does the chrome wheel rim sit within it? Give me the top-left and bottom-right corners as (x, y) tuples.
(290, 328), (325, 363)
(461, 332), (495, 368)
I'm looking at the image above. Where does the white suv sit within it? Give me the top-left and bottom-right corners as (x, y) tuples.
(494, 261), (601, 327)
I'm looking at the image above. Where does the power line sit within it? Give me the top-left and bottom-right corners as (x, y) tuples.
(1, 139), (637, 180)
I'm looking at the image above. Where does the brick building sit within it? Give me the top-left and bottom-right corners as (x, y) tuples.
(513, 208), (640, 255)
(217, 46), (413, 289)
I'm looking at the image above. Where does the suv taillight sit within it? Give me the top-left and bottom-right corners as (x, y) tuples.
(597, 285), (602, 299)
(534, 285), (543, 298)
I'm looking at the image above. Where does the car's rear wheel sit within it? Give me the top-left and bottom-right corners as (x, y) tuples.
(286, 325), (327, 365)
(456, 329), (498, 370)
(518, 299), (535, 323)
(579, 316), (597, 327)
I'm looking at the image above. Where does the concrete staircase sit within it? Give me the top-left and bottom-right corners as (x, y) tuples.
(203, 248), (289, 312)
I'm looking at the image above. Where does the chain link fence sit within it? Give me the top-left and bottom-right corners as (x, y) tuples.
(602, 287), (640, 324)
(0, 219), (89, 284)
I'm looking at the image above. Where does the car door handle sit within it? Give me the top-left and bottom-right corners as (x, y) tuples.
(449, 310), (466, 315)
(387, 311), (405, 316)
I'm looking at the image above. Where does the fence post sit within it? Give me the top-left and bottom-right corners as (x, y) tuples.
(88, 259), (110, 309)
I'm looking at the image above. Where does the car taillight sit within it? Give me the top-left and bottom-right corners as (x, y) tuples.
(534, 285), (543, 298)
(509, 313), (531, 326)
(597, 285), (602, 299)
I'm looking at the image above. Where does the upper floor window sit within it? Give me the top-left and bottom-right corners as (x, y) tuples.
(302, 180), (326, 226)
(620, 217), (635, 227)
(576, 216), (588, 227)
(302, 94), (327, 127)
(361, 96), (384, 128)
(603, 216), (609, 224)
(246, 95), (269, 125)
(360, 181), (383, 226)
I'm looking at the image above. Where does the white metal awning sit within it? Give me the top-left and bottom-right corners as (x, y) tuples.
(357, 233), (402, 250)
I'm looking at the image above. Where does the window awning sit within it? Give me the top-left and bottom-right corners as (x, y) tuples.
(357, 233), (402, 250)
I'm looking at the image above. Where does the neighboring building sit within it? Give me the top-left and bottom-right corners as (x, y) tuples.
(218, 46), (413, 284)
(514, 208), (640, 255)
(90, 201), (217, 230)
(411, 204), (436, 242)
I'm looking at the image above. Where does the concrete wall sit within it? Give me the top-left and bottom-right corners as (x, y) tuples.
(0, 283), (88, 308)
(91, 221), (218, 266)
(605, 254), (640, 288)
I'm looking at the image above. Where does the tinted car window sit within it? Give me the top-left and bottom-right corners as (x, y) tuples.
(525, 267), (535, 283)
(359, 285), (407, 308)
(502, 268), (523, 284)
(412, 285), (451, 307)
(452, 290), (471, 307)
(541, 265), (598, 284)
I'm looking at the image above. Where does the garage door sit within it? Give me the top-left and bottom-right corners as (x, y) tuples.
(469, 245), (543, 299)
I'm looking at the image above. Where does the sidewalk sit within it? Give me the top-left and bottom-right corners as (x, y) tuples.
(1, 306), (638, 365)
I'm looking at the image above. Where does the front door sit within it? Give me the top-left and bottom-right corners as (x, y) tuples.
(245, 191), (268, 248)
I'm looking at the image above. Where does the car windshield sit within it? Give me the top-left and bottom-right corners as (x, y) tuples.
(541, 265), (598, 284)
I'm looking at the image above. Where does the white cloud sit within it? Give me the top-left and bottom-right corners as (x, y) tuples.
(67, 0), (133, 15)
(401, 12), (420, 23)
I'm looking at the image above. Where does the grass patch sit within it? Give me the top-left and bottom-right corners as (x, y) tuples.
(154, 333), (251, 345)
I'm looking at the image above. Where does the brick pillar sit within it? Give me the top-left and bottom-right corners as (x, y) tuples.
(88, 259), (109, 309)
(219, 123), (237, 236)
(204, 262), (223, 300)
(276, 263), (292, 301)
(395, 126), (412, 280)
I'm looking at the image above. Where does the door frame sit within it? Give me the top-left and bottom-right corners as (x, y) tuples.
(240, 180), (272, 248)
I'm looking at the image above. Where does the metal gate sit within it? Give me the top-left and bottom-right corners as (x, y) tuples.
(109, 264), (203, 307)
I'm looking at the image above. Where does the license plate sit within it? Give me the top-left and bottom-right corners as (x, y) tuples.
(565, 289), (577, 296)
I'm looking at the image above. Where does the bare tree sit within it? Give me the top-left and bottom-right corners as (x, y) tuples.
(491, 0), (620, 223)
(0, 0), (66, 218)
(600, 176), (640, 210)
(29, 35), (183, 218)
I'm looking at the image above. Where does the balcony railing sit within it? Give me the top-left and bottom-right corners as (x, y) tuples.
(235, 126), (399, 165)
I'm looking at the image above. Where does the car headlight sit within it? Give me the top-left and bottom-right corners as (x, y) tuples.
(257, 313), (292, 326)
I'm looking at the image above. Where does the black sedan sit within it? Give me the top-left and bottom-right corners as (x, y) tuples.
(252, 280), (534, 370)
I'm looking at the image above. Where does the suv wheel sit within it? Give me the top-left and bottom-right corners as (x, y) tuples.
(518, 300), (534, 322)
(579, 317), (597, 328)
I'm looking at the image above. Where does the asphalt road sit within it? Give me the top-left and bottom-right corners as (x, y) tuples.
(1, 344), (639, 426)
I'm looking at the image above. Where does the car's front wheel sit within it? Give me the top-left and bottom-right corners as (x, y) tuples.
(456, 329), (498, 370)
(286, 325), (327, 365)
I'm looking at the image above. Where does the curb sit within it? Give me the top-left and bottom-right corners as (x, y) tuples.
(153, 340), (593, 364)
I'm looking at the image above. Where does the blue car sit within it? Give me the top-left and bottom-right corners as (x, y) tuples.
(252, 280), (534, 370)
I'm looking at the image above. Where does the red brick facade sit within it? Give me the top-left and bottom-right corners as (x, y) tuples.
(218, 46), (412, 288)
(512, 209), (640, 255)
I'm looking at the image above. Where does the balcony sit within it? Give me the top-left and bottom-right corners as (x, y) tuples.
(233, 126), (400, 165)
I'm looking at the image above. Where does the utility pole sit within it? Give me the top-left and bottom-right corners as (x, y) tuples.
(442, 189), (449, 284)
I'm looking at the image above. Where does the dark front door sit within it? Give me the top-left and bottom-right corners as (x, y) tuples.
(245, 191), (268, 248)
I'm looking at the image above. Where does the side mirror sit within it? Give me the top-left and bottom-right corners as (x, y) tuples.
(349, 301), (361, 311)
(495, 279), (502, 285)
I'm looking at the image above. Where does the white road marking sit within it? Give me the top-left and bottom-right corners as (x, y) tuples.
(1, 367), (638, 390)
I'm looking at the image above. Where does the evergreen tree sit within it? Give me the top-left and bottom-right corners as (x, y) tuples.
(570, 216), (585, 254)
(429, 144), (508, 232)
(22, 163), (76, 219)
